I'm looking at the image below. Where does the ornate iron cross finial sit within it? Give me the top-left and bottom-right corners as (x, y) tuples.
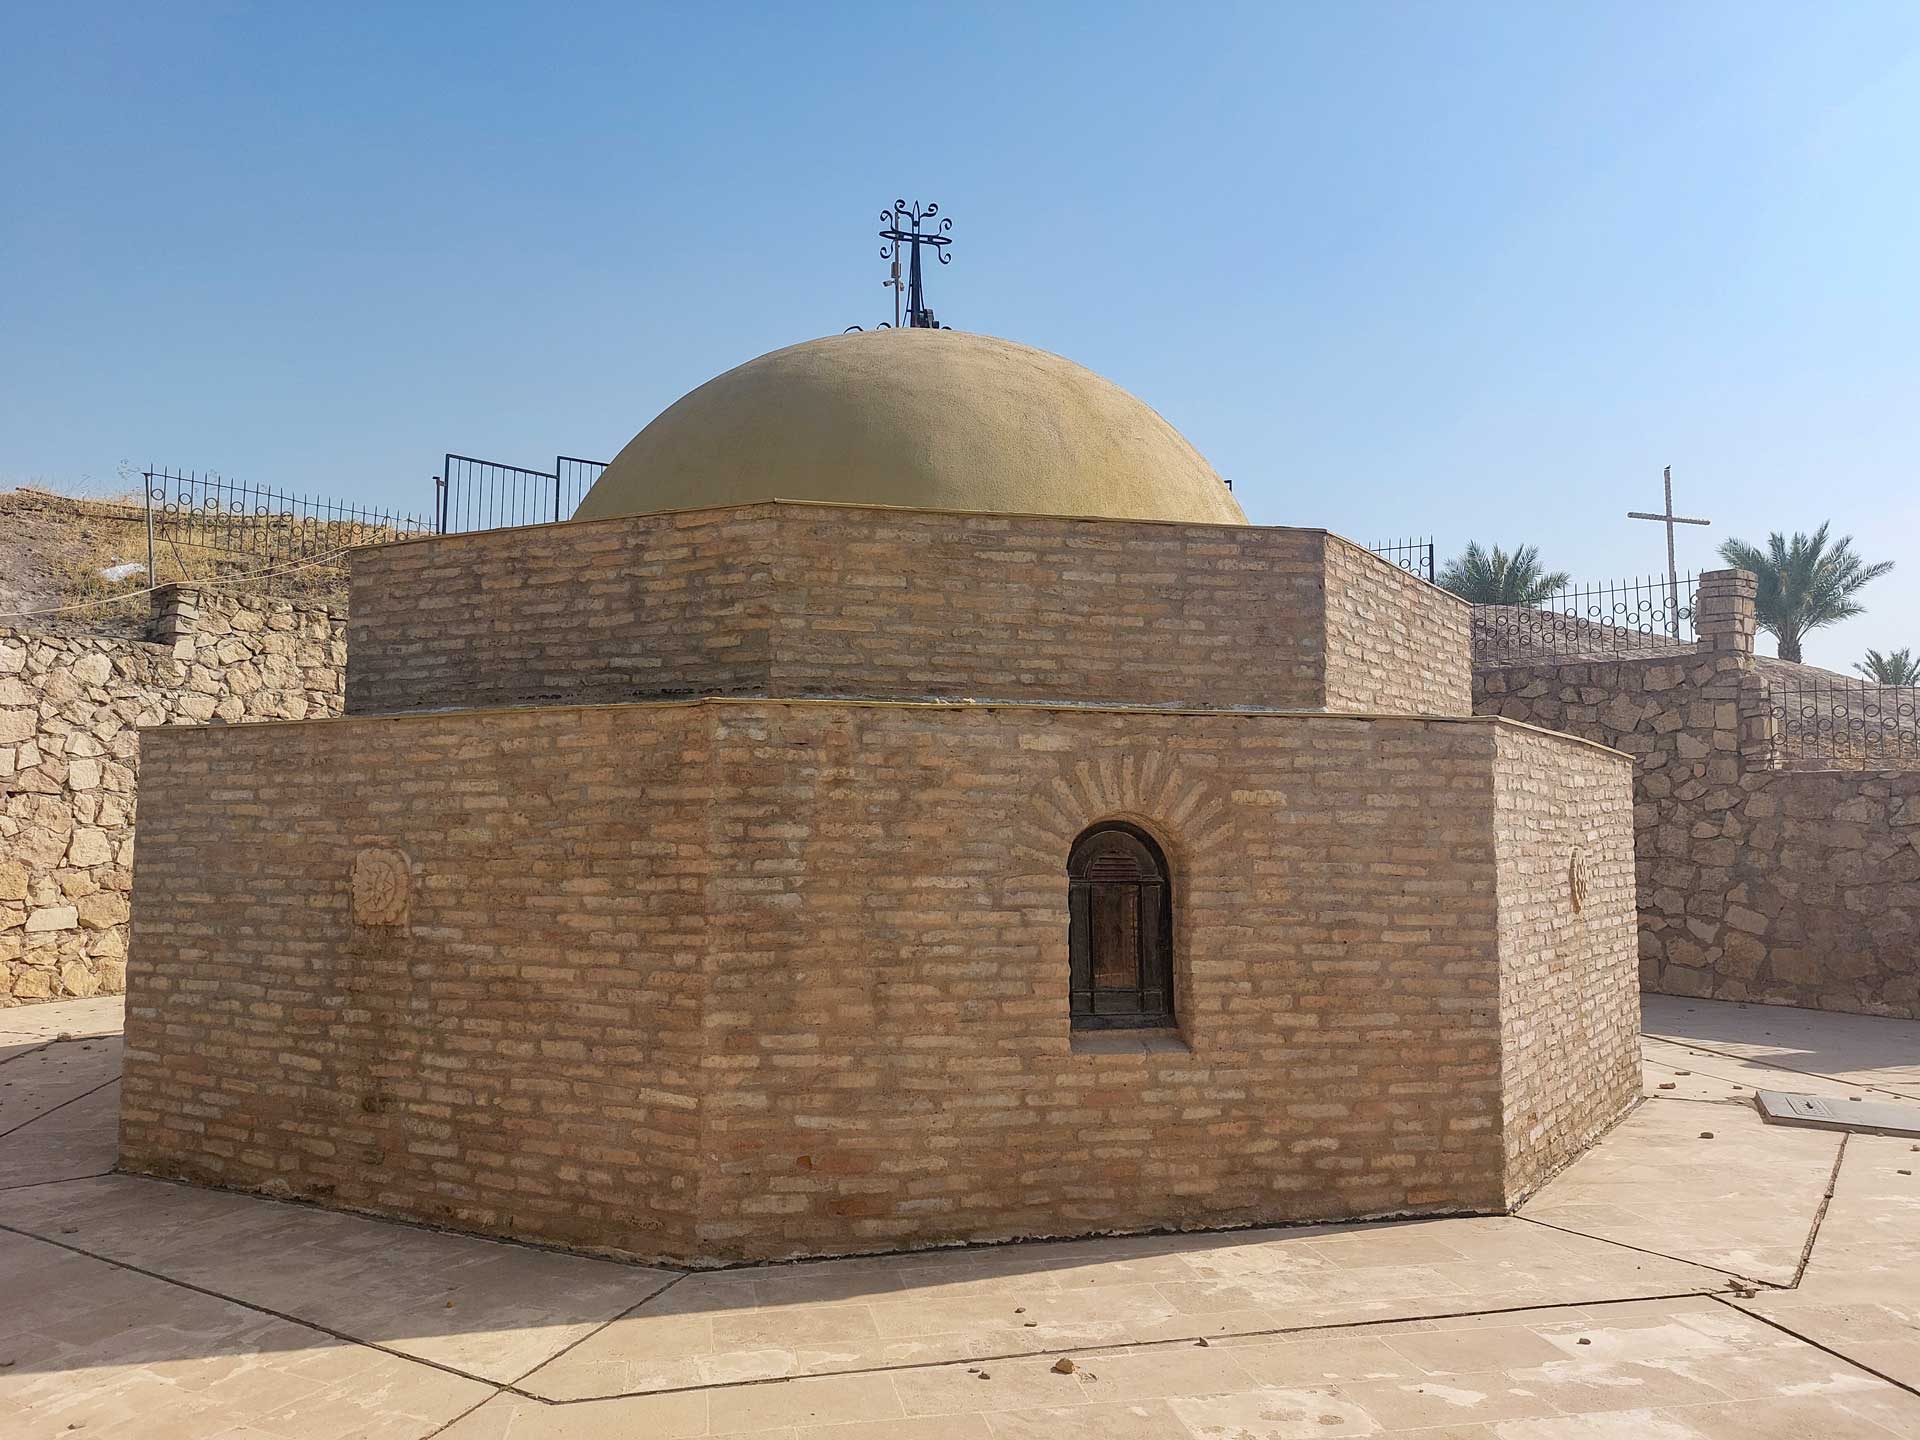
(877, 200), (953, 329)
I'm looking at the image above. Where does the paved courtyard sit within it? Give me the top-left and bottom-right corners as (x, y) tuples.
(1, 994), (1916, 1438)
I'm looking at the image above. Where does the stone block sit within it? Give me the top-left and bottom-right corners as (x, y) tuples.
(57, 960), (98, 997)
(25, 905), (78, 932)
(70, 653), (112, 687)
(65, 828), (113, 867)
(75, 891), (129, 929)
(9, 967), (52, 999)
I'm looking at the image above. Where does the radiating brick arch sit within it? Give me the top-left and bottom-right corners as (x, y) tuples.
(1010, 741), (1235, 881)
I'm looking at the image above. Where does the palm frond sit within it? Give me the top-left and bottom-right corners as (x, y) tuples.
(1438, 541), (1569, 606)
(1855, 648), (1920, 685)
(1717, 523), (1894, 662)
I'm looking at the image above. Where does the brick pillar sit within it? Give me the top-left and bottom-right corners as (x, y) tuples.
(148, 584), (203, 658)
(1694, 569), (1757, 657)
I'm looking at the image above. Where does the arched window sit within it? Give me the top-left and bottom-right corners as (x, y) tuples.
(1068, 822), (1173, 1030)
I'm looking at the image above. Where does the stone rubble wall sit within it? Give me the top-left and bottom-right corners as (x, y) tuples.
(1477, 654), (1920, 1019)
(1, 587), (345, 1004)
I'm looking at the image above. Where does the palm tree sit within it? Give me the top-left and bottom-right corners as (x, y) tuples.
(1717, 524), (1894, 664)
(1437, 542), (1570, 605)
(1855, 647), (1920, 685)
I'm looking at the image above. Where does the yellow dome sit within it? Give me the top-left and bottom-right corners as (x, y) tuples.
(572, 329), (1247, 526)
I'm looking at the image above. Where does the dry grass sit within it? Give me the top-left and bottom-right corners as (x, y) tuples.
(0, 486), (413, 635)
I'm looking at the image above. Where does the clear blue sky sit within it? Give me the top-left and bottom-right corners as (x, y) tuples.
(5, 2), (1916, 668)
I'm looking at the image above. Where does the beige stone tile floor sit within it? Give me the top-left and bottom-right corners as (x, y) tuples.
(0, 992), (1915, 1438)
(0, 1033), (121, 1131)
(1643, 993), (1920, 1100)
(0, 994), (124, 1049)
(1516, 1088), (1842, 1285)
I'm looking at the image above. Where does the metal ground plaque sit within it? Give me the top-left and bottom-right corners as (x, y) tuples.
(1754, 1089), (1920, 1139)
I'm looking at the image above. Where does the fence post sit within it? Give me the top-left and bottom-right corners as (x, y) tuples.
(1694, 569), (1757, 657)
(143, 471), (157, 590)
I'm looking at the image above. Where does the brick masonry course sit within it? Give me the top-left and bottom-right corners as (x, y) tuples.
(120, 698), (1635, 1265)
(345, 504), (1473, 718)
(1491, 724), (1643, 1193)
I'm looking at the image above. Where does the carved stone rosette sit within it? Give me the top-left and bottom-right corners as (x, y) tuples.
(351, 847), (411, 927)
(1568, 849), (1590, 915)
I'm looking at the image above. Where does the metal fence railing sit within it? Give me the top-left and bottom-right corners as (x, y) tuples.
(1472, 573), (1698, 665)
(1368, 537), (1435, 583)
(434, 453), (609, 534)
(143, 468), (427, 586)
(1760, 674), (1920, 771)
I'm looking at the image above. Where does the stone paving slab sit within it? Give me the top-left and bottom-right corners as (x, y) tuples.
(1642, 1034), (1883, 1106)
(442, 1297), (1920, 1438)
(1643, 995), (1920, 1100)
(1733, 1132), (1920, 1393)
(0, 1080), (119, 1191)
(0, 1228), (493, 1440)
(1, 993), (1916, 1437)
(0, 996), (125, 1047)
(1520, 1094), (1842, 1285)
(0, 1033), (122, 1132)
(517, 1217), (1730, 1401)
(0, 1174), (679, 1384)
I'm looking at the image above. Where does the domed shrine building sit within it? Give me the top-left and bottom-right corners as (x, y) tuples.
(119, 331), (1641, 1266)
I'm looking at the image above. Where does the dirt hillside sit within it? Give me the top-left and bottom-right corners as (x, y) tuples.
(0, 486), (401, 636)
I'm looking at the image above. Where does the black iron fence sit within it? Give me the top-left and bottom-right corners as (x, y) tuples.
(1760, 674), (1920, 771)
(1368, 537), (1435, 583)
(143, 468), (427, 585)
(1472, 573), (1698, 665)
(434, 453), (609, 534)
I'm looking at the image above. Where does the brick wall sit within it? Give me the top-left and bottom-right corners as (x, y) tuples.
(1480, 654), (1920, 1019)
(347, 505), (1472, 718)
(1492, 725), (1643, 1199)
(1322, 535), (1473, 715)
(346, 506), (778, 715)
(119, 703), (709, 1254)
(2, 587), (344, 1004)
(121, 699), (1634, 1265)
(759, 507), (1327, 708)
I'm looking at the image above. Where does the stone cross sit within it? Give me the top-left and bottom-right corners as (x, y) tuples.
(1628, 466), (1711, 637)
